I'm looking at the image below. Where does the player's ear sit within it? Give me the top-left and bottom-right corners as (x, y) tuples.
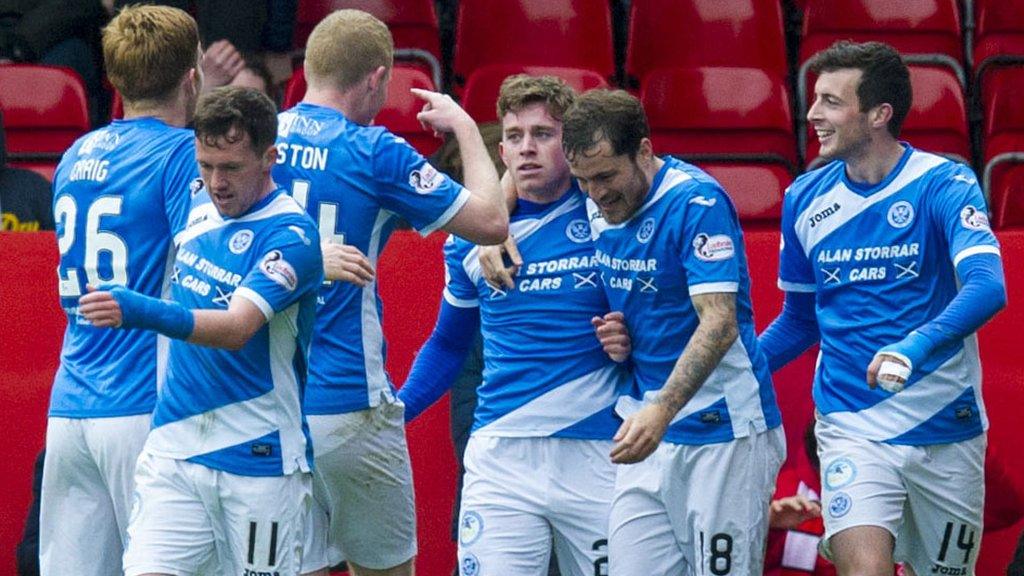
(262, 144), (277, 168)
(869, 103), (893, 131)
(637, 138), (655, 166)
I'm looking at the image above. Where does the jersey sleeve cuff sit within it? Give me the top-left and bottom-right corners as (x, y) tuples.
(233, 287), (275, 321)
(688, 281), (738, 296)
(419, 188), (471, 237)
(778, 279), (816, 293)
(443, 287), (479, 308)
(952, 245), (1001, 267)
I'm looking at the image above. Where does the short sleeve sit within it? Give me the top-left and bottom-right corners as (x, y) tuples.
(234, 222), (324, 320)
(162, 136), (200, 239)
(372, 131), (470, 236)
(928, 163), (1001, 270)
(778, 187), (817, 293)
(678, 183), (742, 296)
(441, 237), (479, 308)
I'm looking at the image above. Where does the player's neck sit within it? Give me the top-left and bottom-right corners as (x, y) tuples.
(517, 174), (573, 205)
(303, 88), (374, 125)
(122, 100), (190, 128)
(843, 138), (905, 186)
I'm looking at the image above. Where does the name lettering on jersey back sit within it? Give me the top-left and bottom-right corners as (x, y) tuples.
(68, 159), (110, 182)
(278, 113), (324, 137)
(275, 143), (328, 171)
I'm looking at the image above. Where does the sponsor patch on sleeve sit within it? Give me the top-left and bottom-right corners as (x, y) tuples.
(409, 163), (443, 194)
(259, 250), (298, 291)
(960, 205), (991, 231)
(692, 233), (735, 262)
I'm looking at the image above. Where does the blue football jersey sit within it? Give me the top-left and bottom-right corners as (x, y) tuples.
(589, 157), (781, 445)
(144, 188), (323, 477)
(778, 145), (999, 445)
(272, 103), (469, 415)
(444, 187), (628, 439)
(50, 118), (197, 418)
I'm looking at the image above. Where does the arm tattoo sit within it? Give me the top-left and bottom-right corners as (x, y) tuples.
(654, 292), (739, 415)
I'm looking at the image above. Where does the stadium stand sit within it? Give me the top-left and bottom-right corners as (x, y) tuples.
(696, 162), (792, 224)
(981, 66), (1024, 228)
(0, 64), (89, 177)
(452, 0), (615, 88)
(642, 66), (797, 169)
(625, 0), (788, 85)
(461, 64), (609, 123)
(972, 0), (1024, 71)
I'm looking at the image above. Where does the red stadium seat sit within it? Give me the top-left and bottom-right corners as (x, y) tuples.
(293, 0), (440, 61)
(981, 66), (1024, 228)
(695, 161), (792, 224)
(804, 65), (969, 167)
(642, 67), (797, 169)
(973, 0), (1024, 70)
(0, 64), (90, 160)
(453, 0), (615, 88)
(282, 65), (440, 156)
(626, 0), (788, 84)
(799, 0), (965, 113)
(461, 64), (609, 123)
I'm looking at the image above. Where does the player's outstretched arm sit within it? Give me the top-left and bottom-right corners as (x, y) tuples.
(478, 172), (525, 287)
(610, 292), (738, 464)
(411, 88), (508, 245)
(398, 300), (480, 423)
(79, 285), (266, 351)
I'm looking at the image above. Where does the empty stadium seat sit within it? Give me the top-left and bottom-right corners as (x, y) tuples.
(696, 161), (792, 223)
(799, 0), (965, 107)
(0, 64), (90, 161)
(282, 65), (440, 156)
(981, 66), (1024, 228)
(626, 0), (788, 84)
(973, 0), (1024, 69)
(453, 0), (615, 87)
(803, 65), (969, 167)
(642, 67), (797, 169)
(461, 64), (609, 123)
(294, 0), (440, 61)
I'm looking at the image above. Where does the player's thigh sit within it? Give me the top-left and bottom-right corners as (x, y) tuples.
(457, 436), (554, 576)
(40, 418), (123, 576)
(308, 402), (416, 569)
(217, 470), (312, 576)
(897, 434), (985, 576)
(608, 446), (687, 576)
(86, 414), (151, 532)
(122, 453), (218, 576)
(547, 439), (615, 576)
(815, 418), (905, 566)
(667, 427), (786, 576)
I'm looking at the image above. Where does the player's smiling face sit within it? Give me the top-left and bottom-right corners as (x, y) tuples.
(808, 68), (873, 162)
(196, 127), (276, 218)
(500, 102), (572, 202)
(569, 137), (650, 224)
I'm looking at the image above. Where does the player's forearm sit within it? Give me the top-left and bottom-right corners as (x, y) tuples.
(917, 253), (1006, 347)
(454, 120), (507, 228)
(188, 309), (262, 351)
(758, 291), (820, 372)
(656, 294), (738, 416)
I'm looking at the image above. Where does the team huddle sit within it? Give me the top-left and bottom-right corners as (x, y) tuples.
(44, 4), (1006, 576)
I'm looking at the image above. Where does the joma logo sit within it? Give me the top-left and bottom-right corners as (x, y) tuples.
(808, 202), (841, 228)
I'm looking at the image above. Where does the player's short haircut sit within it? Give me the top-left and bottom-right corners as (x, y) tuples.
(562, 89), (650, 163)
(304, 9), (394, 91)
(496, 75), (577, 122)
(194, 87), (278, 154)
(808, 40), (912, 138)
(103, 5), (199, 103)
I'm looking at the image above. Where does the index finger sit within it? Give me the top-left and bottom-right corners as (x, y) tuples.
(504, 237), (523, 267)
(409, 88), (440, 102)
